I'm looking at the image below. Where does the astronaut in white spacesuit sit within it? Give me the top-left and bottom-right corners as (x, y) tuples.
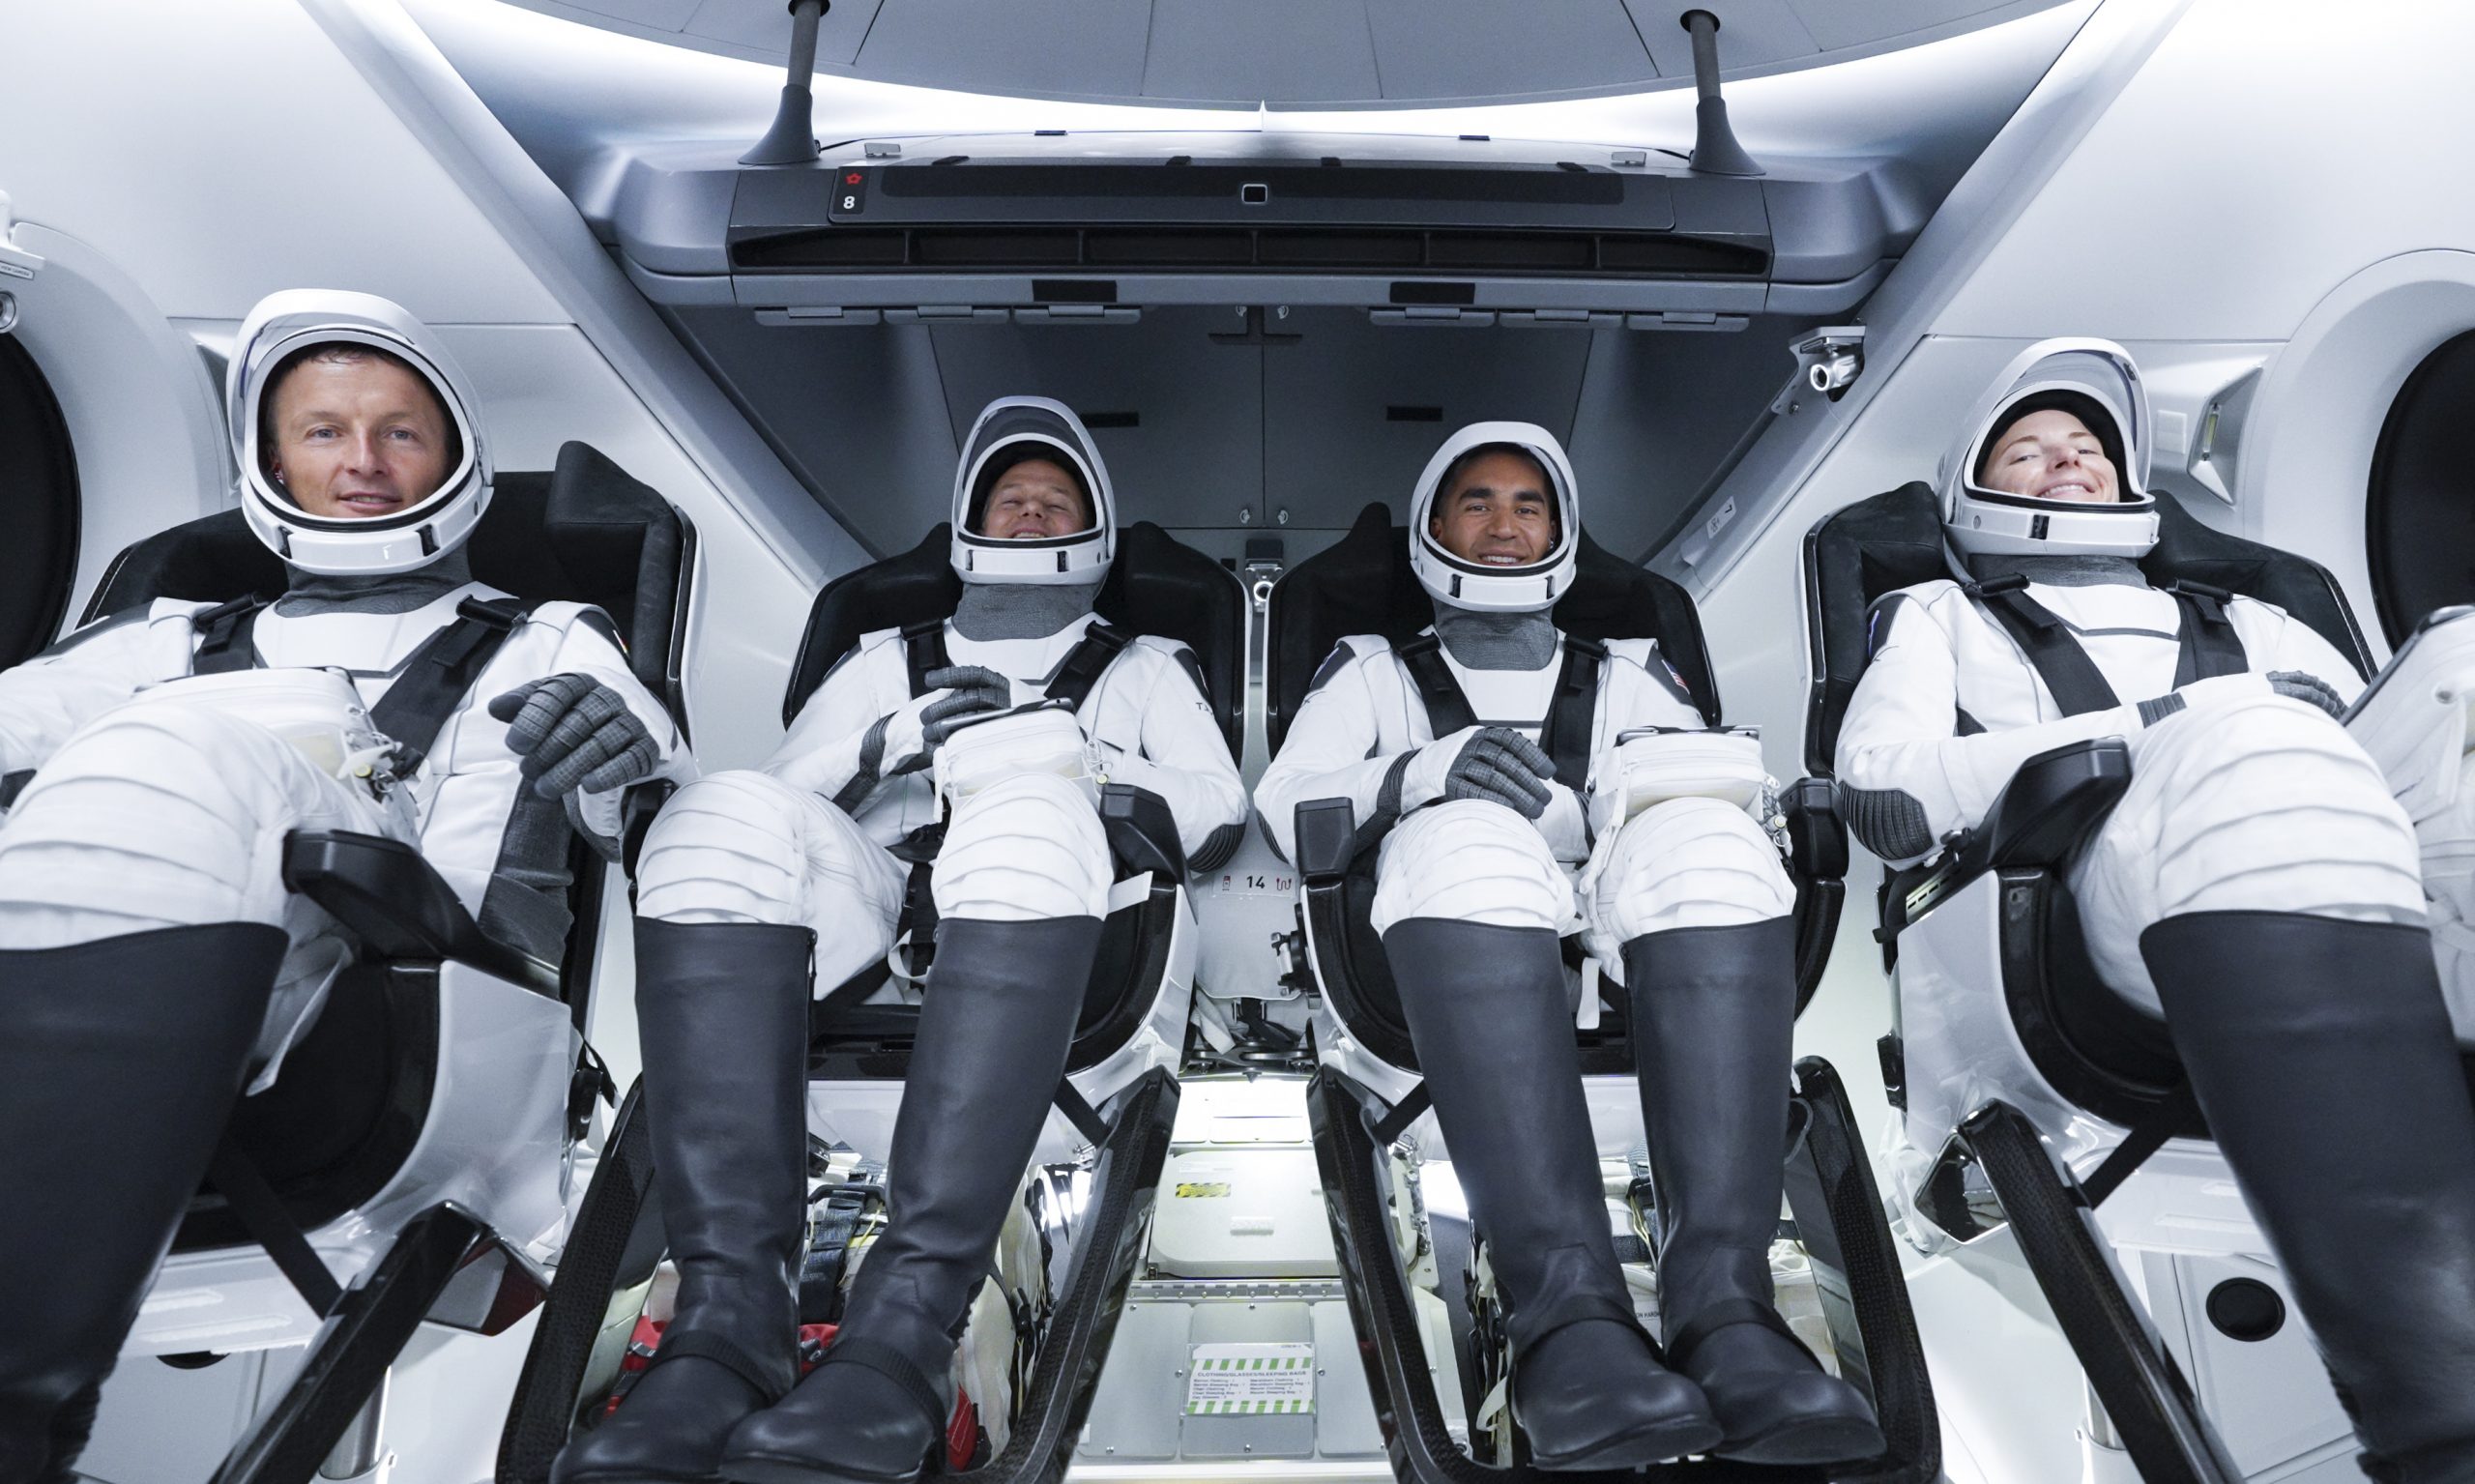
(0, 290), (683, 1483)
(1837, 339), (2475, 1481)
(553, 397), (1244, 1484)
(1255, 423), (1881, 1469)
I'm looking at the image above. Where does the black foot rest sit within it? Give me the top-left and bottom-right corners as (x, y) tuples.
(1940, 1101), (2244, 1484)
(1308, 1062), (1941, 1483)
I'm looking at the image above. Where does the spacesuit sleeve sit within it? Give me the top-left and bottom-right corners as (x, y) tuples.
(539, 608), (696, 837)
(1091, 645), (1248, 861)
(2265, 610), (2372, 706)
(0, 607), (178, 779)
(760, 645), (889, 809)
(1835, 593), (2145, 861)
(1255, 642), (1412, 862)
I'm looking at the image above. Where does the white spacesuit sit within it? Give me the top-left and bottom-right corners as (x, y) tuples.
(555, 398), (1245, 1484)
(0, 291), (683, 1484)
(1255, 424), (1879, 1469)
(1836, 339), (2475, 1482)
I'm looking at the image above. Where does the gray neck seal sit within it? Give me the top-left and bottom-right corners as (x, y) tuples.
(951, 580), (1104, 642)
(277, 548), (477, 617)
(1967, 553), (2148, 589)
(1431, 599), (1558, 671)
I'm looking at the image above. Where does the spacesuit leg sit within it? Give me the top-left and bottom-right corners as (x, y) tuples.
(726, 772), (1112, 1484)
(558, 771), (911, 1484)
(1586, 800), (1882, 1464)
(0, 704), (393, 1483)
(1373, 800), (1721, 1469)
(2076, 697), (2475, 1479)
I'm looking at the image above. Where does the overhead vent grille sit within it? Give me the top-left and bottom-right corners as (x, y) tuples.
(730, 226), (1766, 278)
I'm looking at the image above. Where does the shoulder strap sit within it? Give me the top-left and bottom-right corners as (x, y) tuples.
(1964, 576), (2121, 716)
(2167, 580), (2250, 685)
(1394, 632), (1480, 739)
(189, 597), (271, 676)
(901, 620), (951, 699)
(1541, 637), (1605, 790)
(370, 597), (530, 774)
(1044, 622), (1134, 711)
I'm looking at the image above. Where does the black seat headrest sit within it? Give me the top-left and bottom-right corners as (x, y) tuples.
(1801, 480), (2375, 775)
(1267, 501), (1721, 752)
(781, 521), (1245, 758)
(80, 441), (690, 706)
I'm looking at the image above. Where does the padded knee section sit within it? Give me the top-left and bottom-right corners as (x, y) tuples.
(1590, 799), (1792, 943)
(636, 771), (823, 927)
(932, 772), (1111, 922)
(1370, 799), (1572, 936)
(2143, 698), (2425, 923)
(0, 705), (337, 946)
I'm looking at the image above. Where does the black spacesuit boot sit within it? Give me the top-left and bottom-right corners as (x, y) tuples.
(0, 924), (288, 1484)
(1384, 917), (1721, 1469)
(1626, 917), (1885, 1465)
(2142, 912), (2475, 1484)
(723, 915), (1103, 1484)
(554, 919), (816, 1484)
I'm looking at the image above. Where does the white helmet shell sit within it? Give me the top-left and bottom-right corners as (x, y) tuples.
(1941, 337), (2159, 563)
(229, 290), (488, 577)
(1409, 422), (1581, 614)
(950, 397), (1115, 586)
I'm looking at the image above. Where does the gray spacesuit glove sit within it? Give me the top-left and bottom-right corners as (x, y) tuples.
(488, 673), (662, 799)
(1405, 724), (1558, 820)
(881, 664), (1012, 776)
(2266, 670), (2347, 718)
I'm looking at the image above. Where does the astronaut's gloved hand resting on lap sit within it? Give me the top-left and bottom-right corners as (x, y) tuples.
(1256, 423), (1882, 1469)
(1835, 337), (2475, 1483)
(552, 397), (1245, 1484)
(0, 290), (685, 1484)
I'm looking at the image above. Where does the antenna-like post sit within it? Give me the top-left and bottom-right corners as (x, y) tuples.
(742, 0), (829, 167)
(1678, 10), (1762, 178)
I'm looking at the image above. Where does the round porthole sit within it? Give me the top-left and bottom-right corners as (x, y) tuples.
(2368, 329), (2475, 647)
(0, 333), (79, 666)
(2204, 1276), (2286, 1343)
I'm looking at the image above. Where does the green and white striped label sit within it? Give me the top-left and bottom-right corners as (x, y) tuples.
(1185, 1343), (1315, 1415)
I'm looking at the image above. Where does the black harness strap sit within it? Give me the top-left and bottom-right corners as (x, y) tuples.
(900, 619), (951, 698)
(1964, 576), (2122, 716)
(205, 1138), (343, 1317)
(369, 597), (531, 773)
(1396, 630), (1605, 787)
(1393, 633), (1480, 738)
(1043, 623), (1132, 710)
(2167, 581), (2250, 686)
(189, 597), (272, 676)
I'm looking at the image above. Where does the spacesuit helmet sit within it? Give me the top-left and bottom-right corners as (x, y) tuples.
(230, 290), (489, 577)
(951, 396), (1115, 586)
(1941, 337), (2158, 563)
(1409, 422), (1581, 614)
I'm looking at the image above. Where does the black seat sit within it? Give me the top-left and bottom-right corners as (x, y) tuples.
(783, 521), (1243, 1080)
(1272, 502), (1845, 1074)
(72, 442), (693, 1251)
(1801, 480), (2371, 1132)
(786, 520), (1244, 757)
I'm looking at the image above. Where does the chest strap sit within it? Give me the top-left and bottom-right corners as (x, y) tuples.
(901, 618), (1134, 710)
(369, 597), (531, 774)
(1967, 575), (2253, 718)
(1395, 631), (1606, 788)
(189, 597), (272, 676)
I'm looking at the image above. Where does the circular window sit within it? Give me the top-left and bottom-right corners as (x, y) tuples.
(0, 332), (79, 666)
(2369, 330), (2475, 647)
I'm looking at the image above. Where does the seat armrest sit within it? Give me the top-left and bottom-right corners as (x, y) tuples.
(282, 829), (561, 997)
(1981, 739), (2133, 870)
(1101, 782), (1186, 881)
(1294, 798), (1359, 887)
(1880, 739), (2131, 937)
(1782, 776), (1848, 881)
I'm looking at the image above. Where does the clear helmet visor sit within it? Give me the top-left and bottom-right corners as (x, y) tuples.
(1941, 338), (2160, 562)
